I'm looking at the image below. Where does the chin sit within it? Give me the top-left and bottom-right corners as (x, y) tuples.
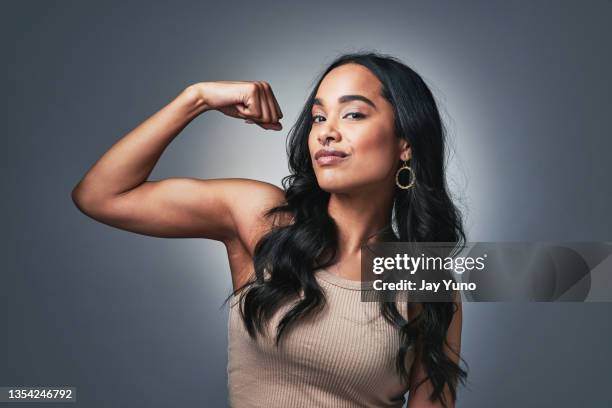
(316, 180), (355, 194)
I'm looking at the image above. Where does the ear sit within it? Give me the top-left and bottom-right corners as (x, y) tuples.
(399, 139), (412, 161)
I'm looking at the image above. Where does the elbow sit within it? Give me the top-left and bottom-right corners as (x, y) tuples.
(71, 183), (103, 217)
(71, 183), (90, 214)
(71, 183), (124, 225)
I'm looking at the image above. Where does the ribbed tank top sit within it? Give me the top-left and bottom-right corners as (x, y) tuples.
(227, 268), (414, 407)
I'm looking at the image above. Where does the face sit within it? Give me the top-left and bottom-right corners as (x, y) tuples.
(308, 63), (410, 194)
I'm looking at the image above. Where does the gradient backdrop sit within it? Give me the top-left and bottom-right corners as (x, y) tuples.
(2, 1), (611, 407)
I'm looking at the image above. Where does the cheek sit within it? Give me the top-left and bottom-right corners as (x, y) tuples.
(355, 149), (397, 180)
(352, 128), (397, 172)
(352, 131), (399, 181)
(308, 130), (320, 154)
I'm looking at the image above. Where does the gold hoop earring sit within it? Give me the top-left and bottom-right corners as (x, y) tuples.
(395, 160), (415, 189)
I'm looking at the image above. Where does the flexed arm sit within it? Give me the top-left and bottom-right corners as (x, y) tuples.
(71, 81), (285, 242)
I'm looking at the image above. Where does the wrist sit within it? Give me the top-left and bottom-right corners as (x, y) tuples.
(181, 82), (211, 114)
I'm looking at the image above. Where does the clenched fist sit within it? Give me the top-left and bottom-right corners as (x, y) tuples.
(186, 81), (284, 131)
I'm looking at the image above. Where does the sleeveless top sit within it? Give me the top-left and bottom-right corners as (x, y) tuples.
(227, 268), (415, 407)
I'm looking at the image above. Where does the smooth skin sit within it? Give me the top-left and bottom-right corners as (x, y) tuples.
(71, 66), (461, 407)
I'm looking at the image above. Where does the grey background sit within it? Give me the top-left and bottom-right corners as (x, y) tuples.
(2, 0), (611, 407)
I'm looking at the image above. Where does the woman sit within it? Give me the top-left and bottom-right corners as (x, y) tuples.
(72, 51), (467, 407)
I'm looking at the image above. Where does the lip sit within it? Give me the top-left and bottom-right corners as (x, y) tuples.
(314, 148), (349, 160)
(316, 155), (349, 166)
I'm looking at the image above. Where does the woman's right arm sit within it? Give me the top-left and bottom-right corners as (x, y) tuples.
(71, 81), (285, 245)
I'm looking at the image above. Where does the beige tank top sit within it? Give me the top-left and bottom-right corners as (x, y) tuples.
(227, 268), (415, 407)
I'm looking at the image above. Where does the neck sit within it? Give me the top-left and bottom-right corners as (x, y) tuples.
(327, 182), (396, 259)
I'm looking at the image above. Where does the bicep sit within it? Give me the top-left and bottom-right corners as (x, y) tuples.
(79, 177), (286, 243)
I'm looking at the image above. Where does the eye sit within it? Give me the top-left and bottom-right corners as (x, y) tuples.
(312, 114), (325, 123)
(344, 112), (365, 120)
(311, 112), (365, 123)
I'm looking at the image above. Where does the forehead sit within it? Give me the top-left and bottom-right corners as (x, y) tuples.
(316, 63), (382, 101)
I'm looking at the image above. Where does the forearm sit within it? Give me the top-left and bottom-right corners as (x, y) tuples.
(72, 84), (209, 203)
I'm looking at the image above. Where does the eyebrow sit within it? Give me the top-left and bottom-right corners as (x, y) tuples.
(313, 94), (378, 110)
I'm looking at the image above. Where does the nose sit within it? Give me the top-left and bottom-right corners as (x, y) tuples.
(317, 122), (341, 146)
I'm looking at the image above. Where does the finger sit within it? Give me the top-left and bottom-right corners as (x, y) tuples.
(219, 105), (243, 119)
(266, 83), (283, 120)
(235, 103), (251, 118)
(241, 83), (261, 119)
(244, 118), (267, 129)
(261, 82), (279, 124)
(245, 119), (282, 131)
(256, 82), (272, 124)
(255, 121), (274, 131)
(260, 121), (282, 131)
(269, 122), (283, 130)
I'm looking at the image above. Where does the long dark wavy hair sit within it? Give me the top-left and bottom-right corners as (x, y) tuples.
(224, 51), (468, 406)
